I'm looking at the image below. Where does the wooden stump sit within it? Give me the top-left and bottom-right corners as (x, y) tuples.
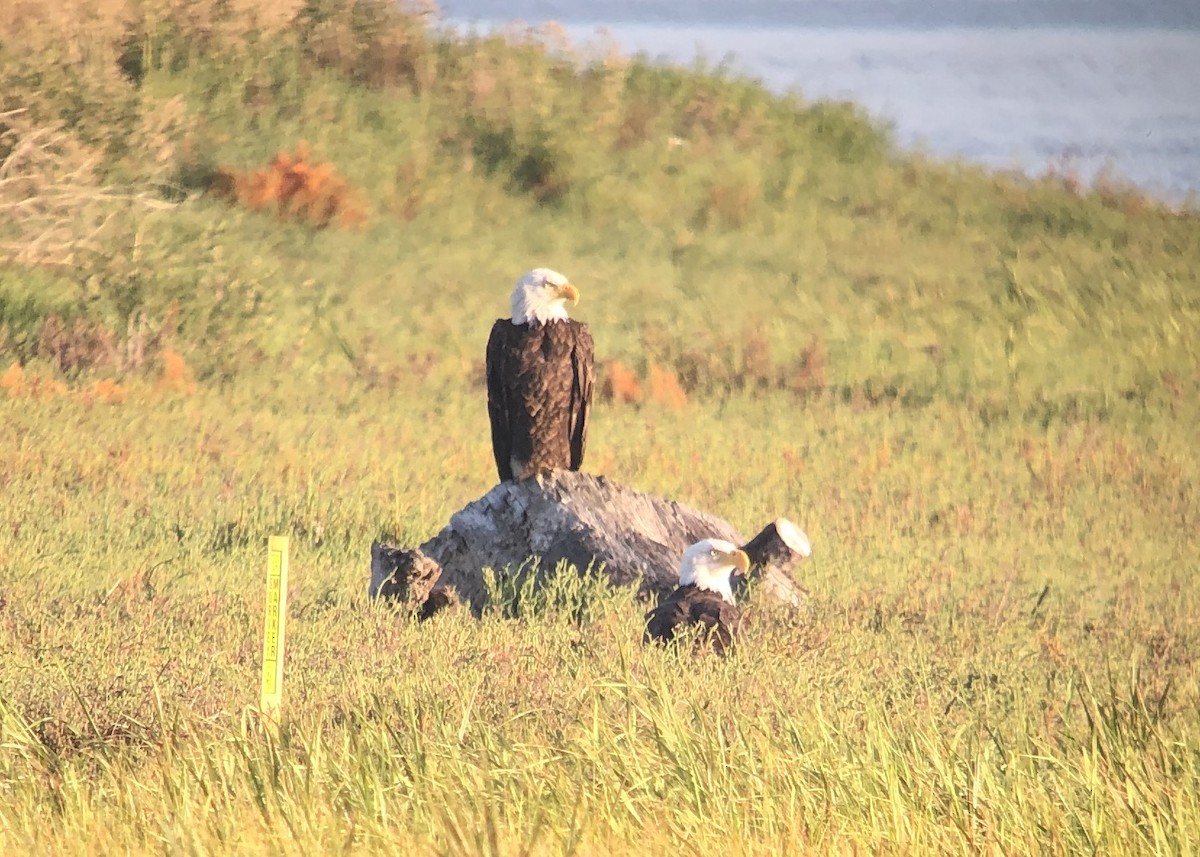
(370, 470), (810, 615)
(737, 518), (813, 608)
(369, 544), (443, 608)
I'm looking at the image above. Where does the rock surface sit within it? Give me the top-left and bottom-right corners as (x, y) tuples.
(370, 470), (809, 615)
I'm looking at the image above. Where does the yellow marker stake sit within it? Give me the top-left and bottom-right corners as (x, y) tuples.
(260, 535), (289, 721)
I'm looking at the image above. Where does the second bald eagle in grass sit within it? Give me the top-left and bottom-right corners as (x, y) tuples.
(486, 268), (595, 483)
(644, 539), (751, 656)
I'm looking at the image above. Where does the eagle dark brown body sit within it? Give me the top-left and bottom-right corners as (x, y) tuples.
(644, 585), (742, 656)
(486, 318), (594, 483)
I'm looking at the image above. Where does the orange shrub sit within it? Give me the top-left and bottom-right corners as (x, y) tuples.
(0, 362), (21, 395)
(82, 378), (127, 404)
(599, 359), (642, 404)
(157, 349), (196, 395)
(0, 362), (67, 399)
(647, 362), (688, 409)
(211, 142), (367, 229)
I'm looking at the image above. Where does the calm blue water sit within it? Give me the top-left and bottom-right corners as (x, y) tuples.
(439, 1), (1200, 202)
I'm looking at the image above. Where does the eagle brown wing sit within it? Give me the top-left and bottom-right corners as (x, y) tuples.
(644, 585), (741, 656)
(486, 319), (516, 482)
(567, 320), (594, 471)
(485, 319), (594, 483)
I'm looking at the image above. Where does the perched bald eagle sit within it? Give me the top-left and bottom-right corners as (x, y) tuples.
(486, 268), (595, 483)
(644, 538), (750, 656)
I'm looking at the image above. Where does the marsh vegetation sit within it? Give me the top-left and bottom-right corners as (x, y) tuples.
(1, 1), (1198, 853)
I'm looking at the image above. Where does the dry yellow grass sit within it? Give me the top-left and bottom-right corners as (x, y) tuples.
(1, 2), (1198, 853)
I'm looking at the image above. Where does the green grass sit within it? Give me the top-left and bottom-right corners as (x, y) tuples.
(1, 1), (1199, 854)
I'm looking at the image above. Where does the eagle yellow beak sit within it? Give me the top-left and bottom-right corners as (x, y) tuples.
(556, 283), (580, 304)
(726, 549), (751, 575)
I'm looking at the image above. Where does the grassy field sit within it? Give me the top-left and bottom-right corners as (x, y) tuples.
(2, 1), (1199, 854)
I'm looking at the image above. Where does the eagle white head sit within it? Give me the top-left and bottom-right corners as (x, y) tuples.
(510, 268), (579, 326)
(678, 538), (751, 605)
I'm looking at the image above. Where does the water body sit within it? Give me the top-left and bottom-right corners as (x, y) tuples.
(439, 1), (1200, 202)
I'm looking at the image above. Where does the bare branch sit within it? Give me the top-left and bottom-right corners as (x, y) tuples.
(0, 119), (180, 270)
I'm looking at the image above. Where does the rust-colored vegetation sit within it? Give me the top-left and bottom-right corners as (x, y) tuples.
(597, 360), (687, 408)
(598, 359), (642, 404)
(597, 329), (827, 407)
(209, 142), (367, 228)
(783, 335), (828, 396)
(647, 363), (688, 409)
(156, 348), (196, 396)
(81, 377), (128, 404)
(0, 361), (66, 399)
(1, 347), (194, 403)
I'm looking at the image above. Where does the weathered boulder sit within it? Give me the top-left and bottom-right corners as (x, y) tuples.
(370, 470), (810, 616)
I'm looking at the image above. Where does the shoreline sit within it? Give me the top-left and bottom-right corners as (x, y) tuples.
(442, 16), (1200, 205)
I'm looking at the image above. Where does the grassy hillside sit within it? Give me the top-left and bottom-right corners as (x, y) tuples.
(2, 2), (1199, 854)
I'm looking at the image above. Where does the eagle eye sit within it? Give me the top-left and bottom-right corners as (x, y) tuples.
(708, 548), (719, 558)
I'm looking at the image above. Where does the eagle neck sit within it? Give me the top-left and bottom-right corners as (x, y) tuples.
(521, 315), (567, 329)
(684, 581), (735, 606)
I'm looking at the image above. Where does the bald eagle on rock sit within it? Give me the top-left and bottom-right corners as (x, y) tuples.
(486, 268), (595, 483)
(644, 539), (750, 656)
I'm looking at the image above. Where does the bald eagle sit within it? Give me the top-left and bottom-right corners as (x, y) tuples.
(644, 539), (750, 656)
(486, 268), (595, 483)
